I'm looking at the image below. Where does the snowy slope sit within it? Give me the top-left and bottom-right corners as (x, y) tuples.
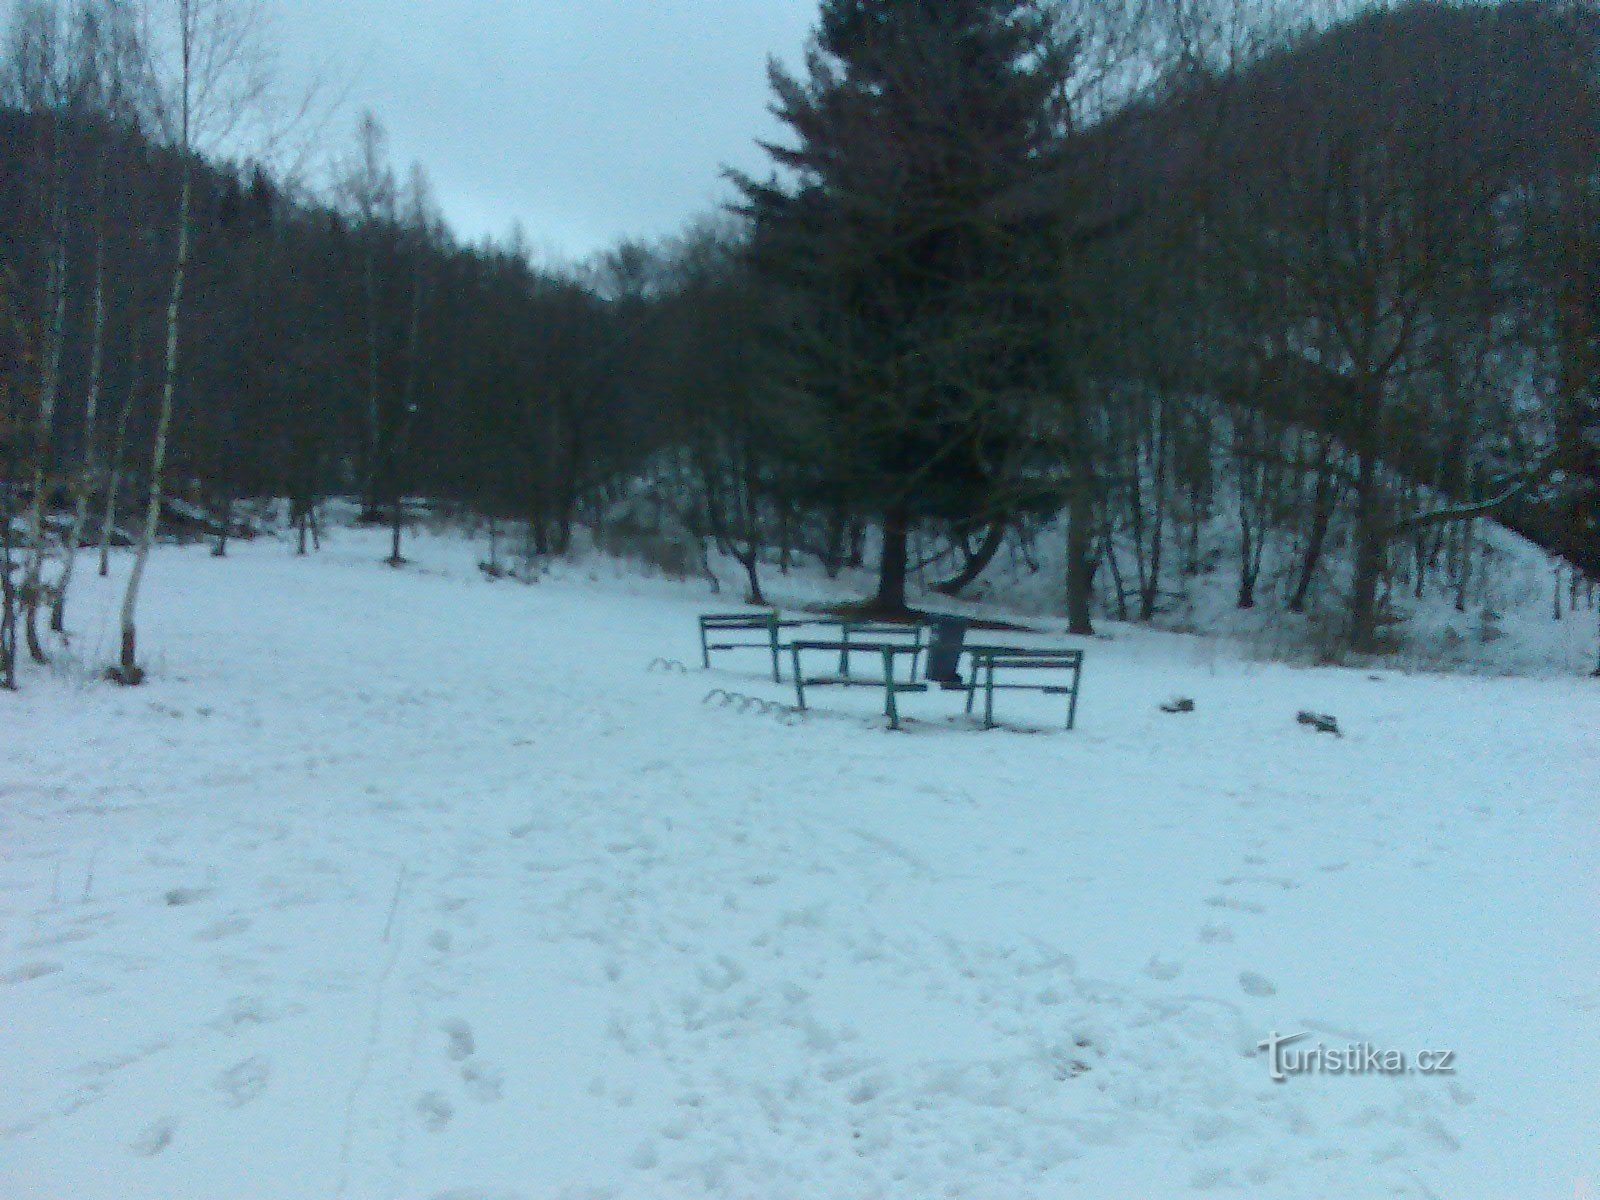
(1, 528), (1596, 1200)
(849, 506), (1599, 679)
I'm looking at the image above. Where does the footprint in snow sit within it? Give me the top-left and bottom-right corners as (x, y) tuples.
(442, 1019), (475, 1061)
(130, 1117), (176, 1157)
(194, 916), (252, 942)
(1191, 1166), (1236, 1190)
(1144, 956), (1184, 981)
(1218, 875), (1301, 891)
(1205, 895), (1265, 914)
(416, 1091), (454, 1131)
(163, 886), (212, 908)
(213, 993), (295, 1032)
(1239, 972), (1277, 997)
(461, 1060), (503, 1103)
(630, 1141), (659, 1170)
(1198, 924), (1234, 945)
(1, 961), (63, 985)
(214, 1057), (271, 1107)
(23, 927), (96, 950)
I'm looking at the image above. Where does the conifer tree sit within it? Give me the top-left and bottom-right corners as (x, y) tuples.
(737, 0), (1076, 613)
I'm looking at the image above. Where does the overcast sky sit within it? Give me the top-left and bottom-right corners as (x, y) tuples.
(268, 0), (818, 262)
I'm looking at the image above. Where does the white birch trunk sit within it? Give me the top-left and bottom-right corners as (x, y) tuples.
(21, 222), (68, 663)
(52, 212), (109, 633)
(116, 163), (190, 683)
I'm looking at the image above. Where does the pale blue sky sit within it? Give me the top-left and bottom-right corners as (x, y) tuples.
(274, 0), (817, 259)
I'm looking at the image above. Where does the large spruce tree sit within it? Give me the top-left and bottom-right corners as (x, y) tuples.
(737, 0), (1075, 613)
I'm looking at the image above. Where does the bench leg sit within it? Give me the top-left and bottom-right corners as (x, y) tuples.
(984, 661), (997, 730)
(792, 645), (806, 712)
(882, 647), (900, 730)
(700, 626), (710, 670)
(1066, 663), (1081, 731)
(768, 620), (782, 683)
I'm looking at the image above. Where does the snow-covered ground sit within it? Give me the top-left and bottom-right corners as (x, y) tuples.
(2, 528), (1595, 1200)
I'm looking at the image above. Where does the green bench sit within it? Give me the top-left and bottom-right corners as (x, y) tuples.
(696, 611), (1085, 733)
(699, 613), (924, 684)
(830, 621), (924, 680)
(698, 612), (806, 682)
(963, 645), (1085, 730)
(790, 639), (927, 731)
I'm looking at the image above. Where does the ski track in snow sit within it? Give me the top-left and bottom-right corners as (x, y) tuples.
(0, 530), (1595, 1200)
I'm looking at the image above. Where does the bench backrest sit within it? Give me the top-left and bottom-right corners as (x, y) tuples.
(838, 620), (923, 643)
(700, 613), (778, 631)
(983, 651), (1083, 666)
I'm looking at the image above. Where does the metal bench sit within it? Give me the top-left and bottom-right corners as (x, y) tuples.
(963, 645), (1085, 730)
(790, 639), (928, 730)
(831, 621), (925, 680)
(698, 612), (806, 682)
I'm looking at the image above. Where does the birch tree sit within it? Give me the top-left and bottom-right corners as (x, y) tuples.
(51, 0), (143, 634)
(3, 1), (74, 664)
(111, 0), (271, 684)
(335, 111), (396, 525)
(384, 162), (438, 567)
(0, 271), (31, 690)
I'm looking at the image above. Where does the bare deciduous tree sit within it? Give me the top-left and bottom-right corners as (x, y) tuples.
(113, 0), (273, 684)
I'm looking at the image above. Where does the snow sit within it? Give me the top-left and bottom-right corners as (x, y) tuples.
(882, 505), (1600, 679)
(1, 527), (1596, 1200)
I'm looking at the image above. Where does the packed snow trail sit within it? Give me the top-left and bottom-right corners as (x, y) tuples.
(1, 531), (1595, 1199)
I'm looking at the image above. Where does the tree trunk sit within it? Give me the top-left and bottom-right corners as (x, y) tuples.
(874, 502), (911, 614)
(53, 200), (111, 634)
(100, 331), (141, 578)
(777, 503), (793, 575)
(741, 551), (766, 605)
(1065, 452), (1096, 635)
(1454, 518), (1474, 613)
(1101, 525), (1129, 622)
(21, 227), (69, 665)
(934, 517), (1007, 596)
(1238, 515), (1257, 609)
(212, 493), (234, 557)
(1288, 453), (1336, 614)
(387, 260), (426, 567)
(115, 165), (191, 685)
(1348, 444), (1386, 653)
(1, 478), (17, 690)
(822, 507), (847, 579)
(388, 495), (404, 565)
(361, 238), (383, 523)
